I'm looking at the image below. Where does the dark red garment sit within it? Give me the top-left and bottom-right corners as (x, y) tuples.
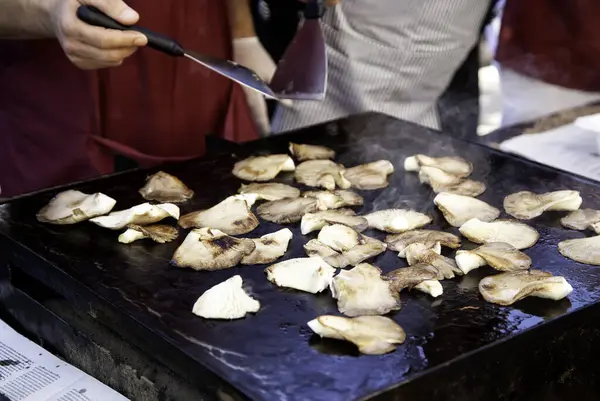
(0, 1), (258, 198)
(496, 0), (600, 92)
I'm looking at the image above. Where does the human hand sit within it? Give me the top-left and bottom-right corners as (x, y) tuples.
(49, 0), (148, 70)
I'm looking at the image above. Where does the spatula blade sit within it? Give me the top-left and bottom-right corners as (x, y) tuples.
(270, 20), (327, 100)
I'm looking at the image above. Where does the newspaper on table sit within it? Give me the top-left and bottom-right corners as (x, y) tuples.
(0, 319), (128, 401)
(499, 114), (600, 182)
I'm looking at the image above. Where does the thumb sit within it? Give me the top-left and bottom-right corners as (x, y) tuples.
(82, 0), (140, 25)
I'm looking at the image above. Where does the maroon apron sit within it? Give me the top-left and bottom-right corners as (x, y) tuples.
(0, 1), (258, 198)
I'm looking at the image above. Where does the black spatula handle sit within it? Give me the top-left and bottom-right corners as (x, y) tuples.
(76, 6), (184, 57)
(304, 0), (325, 19)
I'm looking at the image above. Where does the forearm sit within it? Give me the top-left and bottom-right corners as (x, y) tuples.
(0, 0), (55, 39)
(226, 0), (256, 39)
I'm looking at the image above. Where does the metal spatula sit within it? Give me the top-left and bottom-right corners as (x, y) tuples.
(269, 0), (328, 100)
(77, 6), (277, 99)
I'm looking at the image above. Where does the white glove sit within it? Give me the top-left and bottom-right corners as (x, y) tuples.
(233, 37), (276, 136)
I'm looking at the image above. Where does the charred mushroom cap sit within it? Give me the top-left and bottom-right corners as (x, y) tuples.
(179, 195), (259, 235)
(233, 154), (295, 182)
(434, 192), (500, 227)
(241, 229), (293, 265)
(118, 224), (179, 244)
(504, 190), (582, 220)
(256, 197), (323, 224)
(385, 229), (461, 256)
(289, 142), (336, 161)
(139, 171), (194, 203)
(383, 263), (442, 292)
(405, 243), (463, 279)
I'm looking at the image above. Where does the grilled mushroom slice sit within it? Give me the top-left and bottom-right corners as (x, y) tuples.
(171, 228), (255, 270)
(118, 224), (179, 244)
(305, 236), (386, 269)
(504, 190), (582, 220)
(558, 235), (600, 265)
(241, 229), (293, 265)
(233, 154), (295, 181)
(301, 209), (368, 235)
(265, 257), (336, 294)
(90, 203), (179, 230)
(330, 263), (401, 317)
(479, 270), (573, 306)
(434, 192), (500, 227)
(404, 154), (473, 177)
(179, 195), (259, 235)
(295, 160), (351, 190)
(304, 239), (341, 259)
(192, 275), (260, 320)
(37, 190), (117, 225)
(256, 197), (323, 224)
(340, 160), (395, 190)
(308, 315), (406, 355)
(289, 142), (335, 161)
(302, 189), (364, 210)
(385, 230), (461, 257)
(405, 243), (463, 279)
(384, 263), (444, 297)
(139, 171), (194, 203)
(418, 166), (486, 197)
(560, 209), (600, 232)
(238, 183), (300, 201)
(364, 209), (432, 233)
(459, 218), (539, 250)
(318, 224), (363, 252)
(455, 242), (532, 274)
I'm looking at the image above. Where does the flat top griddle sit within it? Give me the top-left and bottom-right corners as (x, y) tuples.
(1, 113), (600, 401)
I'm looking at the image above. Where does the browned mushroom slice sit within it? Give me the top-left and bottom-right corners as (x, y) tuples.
(404, 154), (473, 177)
(179, 195), (259, 235)
(139, 171), (194, 203)
(295, 160), (351, 190)
(504, 190), (582, 220)
(308, 315), (406, 355)
(419, 166), (486, 197)
(405, 243), (463, 279)
(365, 209), (432, 233)
(238, 183), (300, 201)
(233, 154), (295, 181)
(560, 209), (600, 232)
(301, 209), (368, 234)
(241, 229), (293, 265)
(305, 235), (386, 269)
(256, 197), (323, 224)
(318, 224), (363, 252)
(90, 203), (180, 230)
(459, 218), (539, 250)
(289, 142), (335, 161)
(384, 263), (444, 298)
(37, 190), (117, 225)
(558, 235), (600, 265)
(171, 228), (255, 270)
(479, 270), (573, 306)
(330, 263), (401, 317)
(302, 189), (364, 210)
(340, 160), (394, 190)
(434, 192), (500, 227)
(118, 224), (179, 244)
(455, 242), (532, 274)
(385, 229), (461, 257)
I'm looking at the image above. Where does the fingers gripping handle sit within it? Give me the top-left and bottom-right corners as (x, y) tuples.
(76, 6), (185, 57)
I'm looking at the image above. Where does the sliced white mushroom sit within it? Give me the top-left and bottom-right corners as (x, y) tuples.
(37, 190), (117, 225)
(179, 195), (258, 235)
(459, 218), (539, 250)
(289, 142), (335, 161)
(414, 280), (444, 297)
(265, 257), (336, 294)
(479, 270), (573, 306)
(504, 190), (582, 220)
(340, 160), (395, 190)
(304, 239), (341, 259)
(241, 229), (293, 265)
(419, 166), (486, 197)
(434, 192), (500, 227)
(558, 235), (600, 265)
(308, 315), (406, 355)
(256, 197), (323, 224)
(171, 228), (255, 270)
(436, 179), (487, 197)
(364, 209), (432, 234)
(305, 236), (386, 269)
(89, 203), (179, 230)
(138, 171), (194, 203)
(318, 224), (363, 252)
(302, 189), (364, 210)
(385, 229), (461, 257)
(301, 209), (368, 235)
(330, 263), (401, 317)
(192, 275), (260, 320)
(233, 154), (295, 181)
(118, 224), (179, 244)
(405, 243), (463, 279)
(238, 183), (300, 201)
(295, 160), (351, 190)
(404, 154), (473, 177)
(455, 242), (532, 274)
(560, 209), (600, 232)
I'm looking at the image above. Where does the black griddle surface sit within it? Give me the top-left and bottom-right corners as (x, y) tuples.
(2, 113), (600, 401)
